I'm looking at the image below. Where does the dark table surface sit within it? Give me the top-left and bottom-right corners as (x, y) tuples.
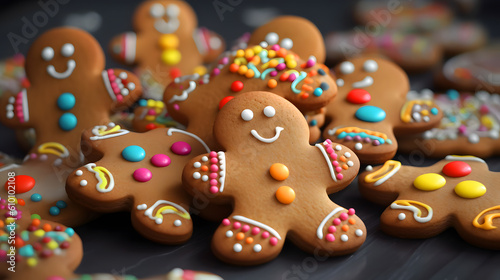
(1, 0), (500, 279)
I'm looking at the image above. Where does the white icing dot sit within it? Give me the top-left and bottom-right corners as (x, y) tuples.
(335, 145), (342, 151)
(339, 61), (355, 74)
(365, 165), (373, 171)
(155, 218), (163, 224)
(219, 171), (225, 177)
(119, 72), (128, 80)
(109, 122), (116, 127)
(468, 134), (480, 144)
(53, 248), (62, 255)
(344, 152), (351, 158)
(41, 46), (54, 61)
(341, 234), (349, 242)
(53, 158), (62, 166)
(61, 43), (75, 57)
(355, 229), (363, 237)
(137, 204), (147, 210)
(80, 180), (88, 187)
(336, 79), (344, 87)
(150, 3), (164, 18)
(355, 143), (363, 150)
(193, 162), (201, 168)
(201, 156), (209, 162)
(253, 244), (262, 253)
(423, 116), (430, 122)
(226, 230), (233, 238)
(265, 32), (279, 45)
(233, 243), (243, 252)
(6, 111), (14, 119)
(76, 170), (83, 176)
(347, 161), (354, 167)
(280, 38), (293, 50)
(398, 213), (406, 220)
(363, 59), (378, 72)
(241, 109), (254, 121)
(202, 175), (209, 181)
(39, 155), (48, 161)
(8, 97), (15, 103)
(166, 4), (180, 17)
(260, 41), (269, 48)
(127, 82), (136, 90)
(115, 78), (121, 84)
(174, 220), (182, 227)
(263, 106), (276, 118)
(120, 88), (129, 96)
(193, 172), (201, 179)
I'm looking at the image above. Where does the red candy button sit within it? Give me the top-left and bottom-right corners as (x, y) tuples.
(442, 161), (471, 177)
(346, 89), (371, 104)
(4, 175), (35, 194)
(219, 96), (234, 110)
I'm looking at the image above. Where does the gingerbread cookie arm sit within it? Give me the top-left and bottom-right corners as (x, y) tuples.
(102, 69), (142, 110)
(459, 203), (500, 250)
(0, 87), (34, 128)
(108, 32), (141, 66)
(392, 97), (443, 135)
(80, 123), (131, 162)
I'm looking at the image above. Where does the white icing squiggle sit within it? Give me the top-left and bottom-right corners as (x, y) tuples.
(141, 200), (190, 225)
(250, 127), (284, 143)
(315, 143), (337, 182)
(445, 155), (485, 163)
(168, 81), (197, 104)
(352, 76), (373, 88)
(89, 124), (130, 140)
(83, 163), (114, 193)
(232, 215), (281, 240)
(167, 128), (210, 153)
(102, 70), (116, 101)
(218, 151), (226, 192)
(390, 203), (433, 223)
(317, 207), (344, 239)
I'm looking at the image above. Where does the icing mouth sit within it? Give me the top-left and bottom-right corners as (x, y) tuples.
(46, 59), (76, 79)
(352, 76), (373, 88)
(155, 18), (180, 34)
(251, 127), (284, 143)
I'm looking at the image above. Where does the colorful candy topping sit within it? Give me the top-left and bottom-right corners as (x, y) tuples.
(192, 151), (226, 194)
(151, 154), (171, 167)
(269, 163), (289, 181)
(133, 168), (152, 183)
(171, 141), (192, 156)
(442, 161), (471, 177)
(316, 208), (362, 242)
(329, 127), (392, 151)
(413, 173), (446, 191)
(222, 215), (281, 253)
(4, 175), (35, 194)
(58, 112), (77, 131)
(56, 93), (76, 110)
(275, 186), (295, 204)
(316, 139), (355, 182)
(5, 89), (29, 123)
(122, 145), (146, 162)
(102, 69), (135, 103)
(454, 180), (486, 199)
(346, 89), (371, 104)
(355, 105), (386, 123)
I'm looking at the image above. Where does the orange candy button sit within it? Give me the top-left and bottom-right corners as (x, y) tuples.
(236, 232), (245, 240)
(246, 237), (254, 244)
(276, 186), (295, 204)
(270, 163), (289, 181)
(342, 225), (349, 232)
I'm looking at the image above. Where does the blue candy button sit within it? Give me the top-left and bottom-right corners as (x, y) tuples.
(122, 145), (146, 162)
(355, 105), (386, 123)
(57, 92), (76, 110)
(59, 113), (77, 131)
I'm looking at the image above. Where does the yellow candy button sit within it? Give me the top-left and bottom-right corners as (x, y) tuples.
(455, 180), (486, 199)
(158, 34), (179, 49)
(276, 186), (295, 204)
(269, 163), (289, 181)
(161, 49), (181, 65)
(413, 173), (446, 191)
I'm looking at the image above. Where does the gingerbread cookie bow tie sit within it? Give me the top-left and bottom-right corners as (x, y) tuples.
(109, 0), (225, 99)
(359, 155), (500, 249)
(0, 27), (142, 225)
(182, 91), (365, 265)
(323, 56), (443, 164)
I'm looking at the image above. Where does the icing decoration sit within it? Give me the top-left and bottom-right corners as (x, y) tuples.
(4, 175), (35, 194)
(241, 109), (254, 121)
(56, 93), (76, 110)
(330, 127), (391, 148)
(152, 4), (180, 34)
(413, 173), (446, 191)
(250, 127), (284, 143)
(339, 61), (354, 74)
(263, 106), (276, 118)
(58, 112), (77, 131)
(442, 161), (471, 177)
(133, 168), (153, 182)
(151, 154), (171, 167)
(400, 100), (439, 123)
(89, 123), (130, 140)
(352, 76), (373, 88)
(121, 145), (146, 162)
(315, 139), (355, 182)
(82, 163), (115, 193)
(444, 155), (485, 163)
(363, 60), (378, 72)
(355, 106), (386, 123)
(47, 58), (76, 79)
(42, 46), (54, 61)
(390, 200), (433, 223)
(171, 141), (192, 155)
(269, 163), (289, 181)
(167, 128), (210, 153)
(61, 43), (75, 57)
(472, 206), (500, 230)
(364, 160), (401, 186)
(232, 215), (282, 240)
(168, 80), (197, 104)
(275, 186), (295, 204)
(38, 142), (70, 158)
(346, 89), (371, 104)
(454, 180), (486, 199)
(140, 200), (190, 225)
(101, 69), (135, 103)
(7, 89), (29, 123)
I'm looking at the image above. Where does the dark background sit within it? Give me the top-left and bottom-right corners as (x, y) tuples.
(1, 0), (500, 279)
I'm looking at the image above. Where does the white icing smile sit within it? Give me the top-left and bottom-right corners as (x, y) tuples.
(251, 127), (284, 143)
(352, 76), (373, 88)
(152, 4), (180, 34)
(47, 59), (76, 79)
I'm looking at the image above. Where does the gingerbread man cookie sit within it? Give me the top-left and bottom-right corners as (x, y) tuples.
(109, 0), (225, 99)
(323, 57), (442, 164)
(164, 28), (336, 149)
(66, 123), (222, 244)
(183, 91), (365, 265)
(0, 27), (142, 225)
(358, 155), (500, 249)
(398, 90), (500, 158)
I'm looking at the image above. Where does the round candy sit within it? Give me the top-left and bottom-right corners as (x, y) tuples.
(355, 106), (386, 122)
(58, 113), (77, 131)
(57, 93), (76, 110)
(30, 193), (42, 202)
(121, 145), (146, 162)
(346, 89), (371, 104)
(231, 81), (244, 92)
(442, 161), (471, 177)
(49, 206), (60, 216)
(56, 200), (67, 209)
(161, 49), (181, 65)
(4, 175), (35, 194)
(269, 163), (289, 181)
(454, 180), (486, 199)
(219, 96), (234, 110)
(151, 154), (171, 167)
(275, 186), (295, 204)
(133, 168), (152, 182)
(413, 173), (446, 191)
(158, 34), (179, 49)
(171, 141), (192, 156)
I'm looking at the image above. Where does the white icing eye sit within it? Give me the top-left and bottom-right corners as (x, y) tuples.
(363, 60), (378, 72)
(280, 38), (293, 50)
(241, 109), (254, 121)
(61, 43), (74, 57)
(41, 47), (54, 61)
(263, 106), (275, 118)
(339, 61), (355, 74)
(150, 3), (165, 18)
(265, 32), (279, 45)
(336, 78), (344, 87)
(166, 4), (180, 17)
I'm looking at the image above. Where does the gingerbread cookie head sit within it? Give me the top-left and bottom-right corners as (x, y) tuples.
(323, 56), (442, 164)
(248, 16), (326, 64)
(132, 0), (197, 35)
(183, 91), (365, 265)
(359, 155), (500, 249)
(0, 200), (83, 280)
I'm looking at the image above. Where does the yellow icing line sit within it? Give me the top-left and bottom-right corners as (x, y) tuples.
(364, 160), (401, 186)
(335, 127), (388, 140)
(473, 205), (500, 230)
(155, 206), (191, 220)
(38, 142), (69, 158)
